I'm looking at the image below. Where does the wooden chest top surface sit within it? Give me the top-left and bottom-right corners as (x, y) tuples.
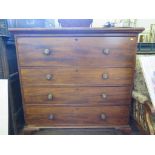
(9, 27), (144, 34)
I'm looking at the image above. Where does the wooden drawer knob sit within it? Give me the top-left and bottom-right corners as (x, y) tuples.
(103, 49), (110, 55)
(102, 73), (109, 80)
(48, 114), (54, 120)
(48, 93), (53, 100)
(43, 49), (51, 55)
(46, 74), (53, 80)
(100, 113), (107, 120)
(101, 93), (107, 99)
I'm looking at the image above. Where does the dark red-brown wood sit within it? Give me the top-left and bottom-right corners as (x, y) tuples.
(23, 86), (131, 106)
(25, 105), (129, 127)
(16, 37), (136, 67)
(21, 67), (133, 86)
(10, 28), (144, 133)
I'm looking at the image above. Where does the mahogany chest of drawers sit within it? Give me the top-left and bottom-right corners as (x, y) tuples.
(10, 28), (144, 134)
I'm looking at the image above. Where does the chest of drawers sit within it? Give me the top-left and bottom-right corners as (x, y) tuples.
(10, 28), (144, 134)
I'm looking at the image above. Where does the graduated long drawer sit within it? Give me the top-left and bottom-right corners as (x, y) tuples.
(25, 105), (129, 127)
(23, 86), (131, 106)
(20, 67), (133, 86)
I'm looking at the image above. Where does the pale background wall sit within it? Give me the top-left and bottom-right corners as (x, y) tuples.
(0, 80), (8, 135)
(136, 19), (155, 30)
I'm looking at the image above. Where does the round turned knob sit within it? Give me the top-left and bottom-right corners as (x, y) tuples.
(43, 49), (51, 55)
(46, 74), (53, 80)
(101, 93), (107, 99)
(103, 49), (110, 55)
(48, 114), (54, 120)
(47, 93), (53, 100)
(100, 113), (107, 120)
(102, 73), (109, 80)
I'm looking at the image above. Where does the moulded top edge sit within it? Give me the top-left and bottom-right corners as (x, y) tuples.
(8, 27), (145, 35)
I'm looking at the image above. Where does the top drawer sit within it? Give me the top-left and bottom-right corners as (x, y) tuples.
(16, 37), (137, 67)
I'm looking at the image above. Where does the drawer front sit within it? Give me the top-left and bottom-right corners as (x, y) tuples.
(23, 87), (131, 105)
(25, 105), (129, 126)
(16, 37), (136, 67)
(21, 67), (133, 86)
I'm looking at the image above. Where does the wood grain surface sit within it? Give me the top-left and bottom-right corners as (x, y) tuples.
(16, 37), (136, 67)
(23, 86), (131, 105)
(25, 105), (129, 126)
(21, 67), (133, 86)
(11, 28), (144, 130)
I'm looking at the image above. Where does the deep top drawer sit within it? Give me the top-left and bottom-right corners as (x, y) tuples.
(16, 37), (137, 67)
